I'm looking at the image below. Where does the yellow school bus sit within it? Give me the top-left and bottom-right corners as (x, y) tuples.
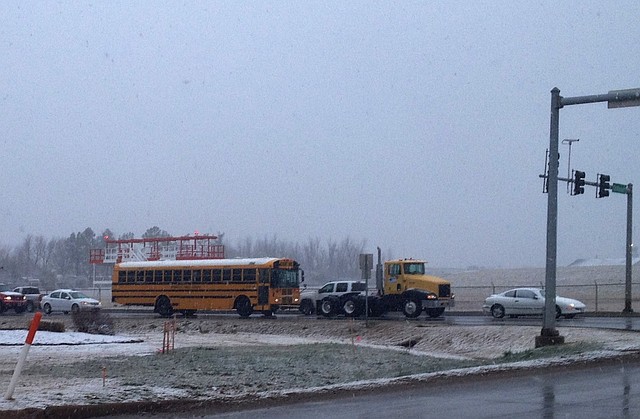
(111, 257), (302, 317)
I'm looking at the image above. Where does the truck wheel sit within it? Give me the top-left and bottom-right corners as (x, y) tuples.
(426, 307), (445, 318)
(342, 297), (362, 317)
(299, 299), (314, 316)
(368, 300), (385, 317)
(320, 296), (338, 317)
(402, 298), (422, 318)
(26, 301), (35, 312)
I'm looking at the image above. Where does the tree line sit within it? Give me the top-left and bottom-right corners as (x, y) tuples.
(0, 226), (371, 290)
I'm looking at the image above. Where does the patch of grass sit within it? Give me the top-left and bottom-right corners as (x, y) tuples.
(27, 341), (606, 397)
(38, 320), (65, 333)
(498, 342), (604, 363)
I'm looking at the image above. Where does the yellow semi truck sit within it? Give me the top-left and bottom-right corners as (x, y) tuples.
(309, 256), (454, 319)
(371, 258), (454, 318)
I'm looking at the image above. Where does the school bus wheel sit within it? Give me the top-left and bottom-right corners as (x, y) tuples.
(235, 296), (253, 318)
(155, 296), (174, 318)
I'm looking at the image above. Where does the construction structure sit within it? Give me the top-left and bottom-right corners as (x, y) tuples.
(90, 235), (225, 265)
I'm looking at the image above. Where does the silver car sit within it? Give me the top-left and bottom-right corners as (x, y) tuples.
(483, 288), (586, 319)
(42, 289), (101, 314)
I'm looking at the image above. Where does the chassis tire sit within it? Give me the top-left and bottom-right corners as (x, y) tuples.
(426, 307), (445, 318)
(342, 297), (362, 317)
(43, 303), (52, 315)
(320, 296), (339, 317)
(26, 301), (35, 312)
(555, 305), (562, 319)
(402, 298), (422, 318)
(368, 300), (385, 317)
(491, 304), (505, 319)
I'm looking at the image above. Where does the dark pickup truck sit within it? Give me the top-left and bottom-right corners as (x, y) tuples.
(13, 286), (43, 312)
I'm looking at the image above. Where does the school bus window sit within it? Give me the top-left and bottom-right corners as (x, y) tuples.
(202, 269), (211, 282)
(163, 270), (172, 283)
(259, 269), (270, 284)
(232, 269), (242, 282)
(172, 270), (183, 283)
(212, 269), (221, 282)
(126, 270), (135, 283)
(191, 270), (199, 282)
(222, 269), (232, 282)
(244, 269), (256, 282)
(118, 271), (126, 283)
(146, 270), (155, 283)
(136, 270), (145, 283)
(154, 270), (163, 283)
(183, 270), (192, 282)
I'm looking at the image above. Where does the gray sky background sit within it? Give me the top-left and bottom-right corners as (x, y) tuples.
(1, 1), (639, 268)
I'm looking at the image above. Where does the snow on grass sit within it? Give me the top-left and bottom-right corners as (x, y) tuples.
(1, 325), (640, 414)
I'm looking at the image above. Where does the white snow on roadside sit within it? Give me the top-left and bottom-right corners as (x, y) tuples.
(0, 329), (143, 345)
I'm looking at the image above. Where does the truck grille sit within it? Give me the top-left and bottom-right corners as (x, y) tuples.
(438, 284), (451, 298)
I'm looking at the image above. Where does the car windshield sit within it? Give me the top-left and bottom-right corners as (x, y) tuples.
(69, 291), (89, 299)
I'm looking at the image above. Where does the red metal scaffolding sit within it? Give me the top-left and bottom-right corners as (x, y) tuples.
(89, 235), (225, 264)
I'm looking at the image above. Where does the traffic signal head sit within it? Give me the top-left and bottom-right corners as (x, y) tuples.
(598, 174), (611, 198)
(573, 170), (586, 195)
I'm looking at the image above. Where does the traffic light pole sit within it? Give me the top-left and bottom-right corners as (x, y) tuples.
(538, 87), (640, 348)
(538, 88), (564, 348)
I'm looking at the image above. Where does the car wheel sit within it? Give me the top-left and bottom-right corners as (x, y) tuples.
(342, 297), (361, 317)
(402, 298), (422, 318)
(555, 305), (562, 319)
(26, 301), (35, 312)
(320, 296), (338, 317)
(71, 304), (80, 314)
(491, 304), (505, 319)
(43, 303), (52, 315)
(565, 314), (576, 319)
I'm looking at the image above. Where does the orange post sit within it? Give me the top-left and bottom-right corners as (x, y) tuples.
(5, 312), (42, 400)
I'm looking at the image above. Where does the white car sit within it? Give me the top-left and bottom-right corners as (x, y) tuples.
(42, 289), (101, 314)
(299, 280), (367, 316)
(483, 288), (586, 319)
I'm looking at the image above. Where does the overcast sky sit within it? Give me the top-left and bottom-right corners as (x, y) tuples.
(1, 1), (639, 268)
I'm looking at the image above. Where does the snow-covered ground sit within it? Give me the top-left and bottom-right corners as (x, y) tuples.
(1, 316), (640, 415)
